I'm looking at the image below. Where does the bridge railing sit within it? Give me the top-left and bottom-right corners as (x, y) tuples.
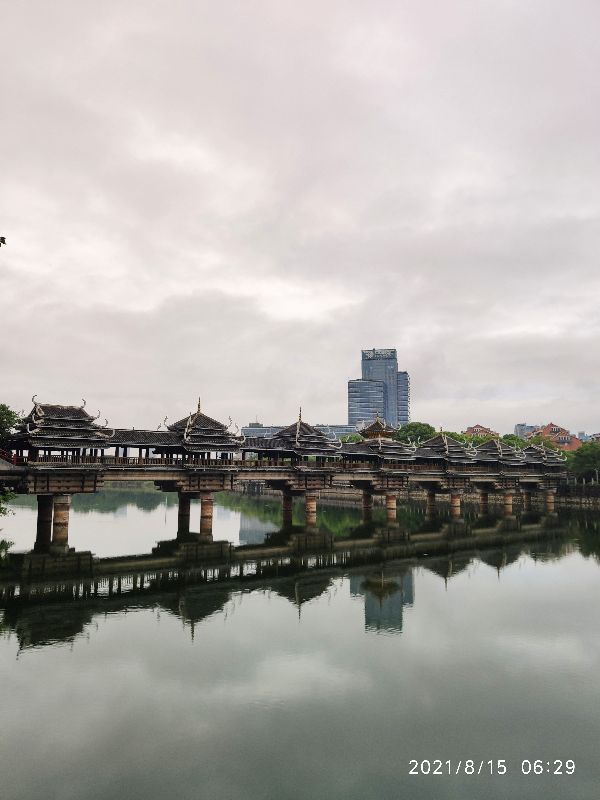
(13, 454), (566, 477)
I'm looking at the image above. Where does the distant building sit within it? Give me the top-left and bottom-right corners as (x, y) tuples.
(348, 348), (410, 428)
(241, 422), (285, 439)
(514, 423), (540, 439)
(590, 433), (600, 442)
(527, 422), (582, 451)
(462, 424), (499, 438)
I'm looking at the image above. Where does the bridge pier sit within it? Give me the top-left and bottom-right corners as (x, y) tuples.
(282, 491), (293, 528)
(503, 491), (514, 516)
(199, 492), (214, 540)
(426, 490), (436, 519)
(362, 491), (373, 524)
(177, 492), (191, 538)
(305, 492), (317, 529)
(545, 490), (556, 514)
(522, 491), (532, 513)
(385, 493), (397, 525)
(34, 495), (54, 552)
(50, 494), (71, 553)
(449, 492), (462, 520)
(478, 491), (489, 516)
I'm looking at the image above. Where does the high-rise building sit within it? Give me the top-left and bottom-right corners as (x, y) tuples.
(348, 348), (410, 427)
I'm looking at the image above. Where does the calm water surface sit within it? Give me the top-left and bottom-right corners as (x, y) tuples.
(1, 490), (600, 800)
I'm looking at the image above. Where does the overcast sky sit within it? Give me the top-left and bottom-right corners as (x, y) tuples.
(2, 0), (599, 435)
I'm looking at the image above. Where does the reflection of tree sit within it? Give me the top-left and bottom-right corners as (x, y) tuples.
(9, 485), (177, 515)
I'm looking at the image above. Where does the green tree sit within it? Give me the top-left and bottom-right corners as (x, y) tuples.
(461, 433), (498, 446)
(501, 434), (528, 449)
(570, 442), (600, 482)
(0, 404), (20, 521)
(393, 422), (436, 443)
(0, 404), (19, 446)
(340, 434), (364, 443)
(442, 431), (468, 443)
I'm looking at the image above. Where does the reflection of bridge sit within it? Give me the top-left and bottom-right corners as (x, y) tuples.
(1, 535), (574, 651)
(1, 400), (566, 560)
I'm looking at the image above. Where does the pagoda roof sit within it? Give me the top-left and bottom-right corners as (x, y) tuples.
(415, 434), (477, 464)
(243, 416), (342, 457)
(360, 416), (398, 440)
(475, 439), (526, 465)
(522, 444), (566, 466)
(11, 401), (115, 448)
(341, 438), (416, 462)
(167, 401), (242, 452)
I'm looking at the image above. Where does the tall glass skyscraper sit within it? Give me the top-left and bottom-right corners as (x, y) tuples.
(348, 348), (410, 427)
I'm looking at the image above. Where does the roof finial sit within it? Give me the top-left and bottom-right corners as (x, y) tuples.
(197, 397), (201, 414)
(299, 406), (302, 422)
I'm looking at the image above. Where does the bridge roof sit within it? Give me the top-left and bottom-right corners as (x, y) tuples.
(522, 444), (566, 466)
(416, 434), (477, 464)
(112, 429), (180, 447)
(244, 419), (341, 456)
(341, 438), (416, 461)
(11, 402), (115, 449)
(167, 402), (242, 452)
(360, 416), (397, 440)
(475, 439), (527, 465)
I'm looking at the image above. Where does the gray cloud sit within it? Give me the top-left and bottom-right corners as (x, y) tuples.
(2, 0), (599, 432)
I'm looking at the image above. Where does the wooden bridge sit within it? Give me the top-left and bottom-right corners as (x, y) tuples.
(0, 399), (567, 558)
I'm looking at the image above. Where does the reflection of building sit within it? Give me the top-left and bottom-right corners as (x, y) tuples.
(349, 569), (414, 633)
(238, 514), (279, 545)
(348, 349), (410, 428)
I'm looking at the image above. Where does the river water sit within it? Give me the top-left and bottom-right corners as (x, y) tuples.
(1, 489), (600, 800)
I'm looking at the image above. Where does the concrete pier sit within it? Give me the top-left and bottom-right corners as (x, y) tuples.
(545, 490), (556, 514)
(503, 491), (514, 516)
(200, 492), (214, 539)
(51, 495), (71, 553)
(282, 491), (293, 528)
(177, 493), (191, 537)
(35, 495), (54, 552)
(478, 491), (489, 516)
(385, 494), (397, 525)
(305, 493), (317, 528)
(362, 491), (373, 524)
(426, 490), (436, 519)
(449, 492), (462, 519)
(522, 491), (532, 513)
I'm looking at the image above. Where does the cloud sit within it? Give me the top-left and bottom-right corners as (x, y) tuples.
(1, 0), (599, 433)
